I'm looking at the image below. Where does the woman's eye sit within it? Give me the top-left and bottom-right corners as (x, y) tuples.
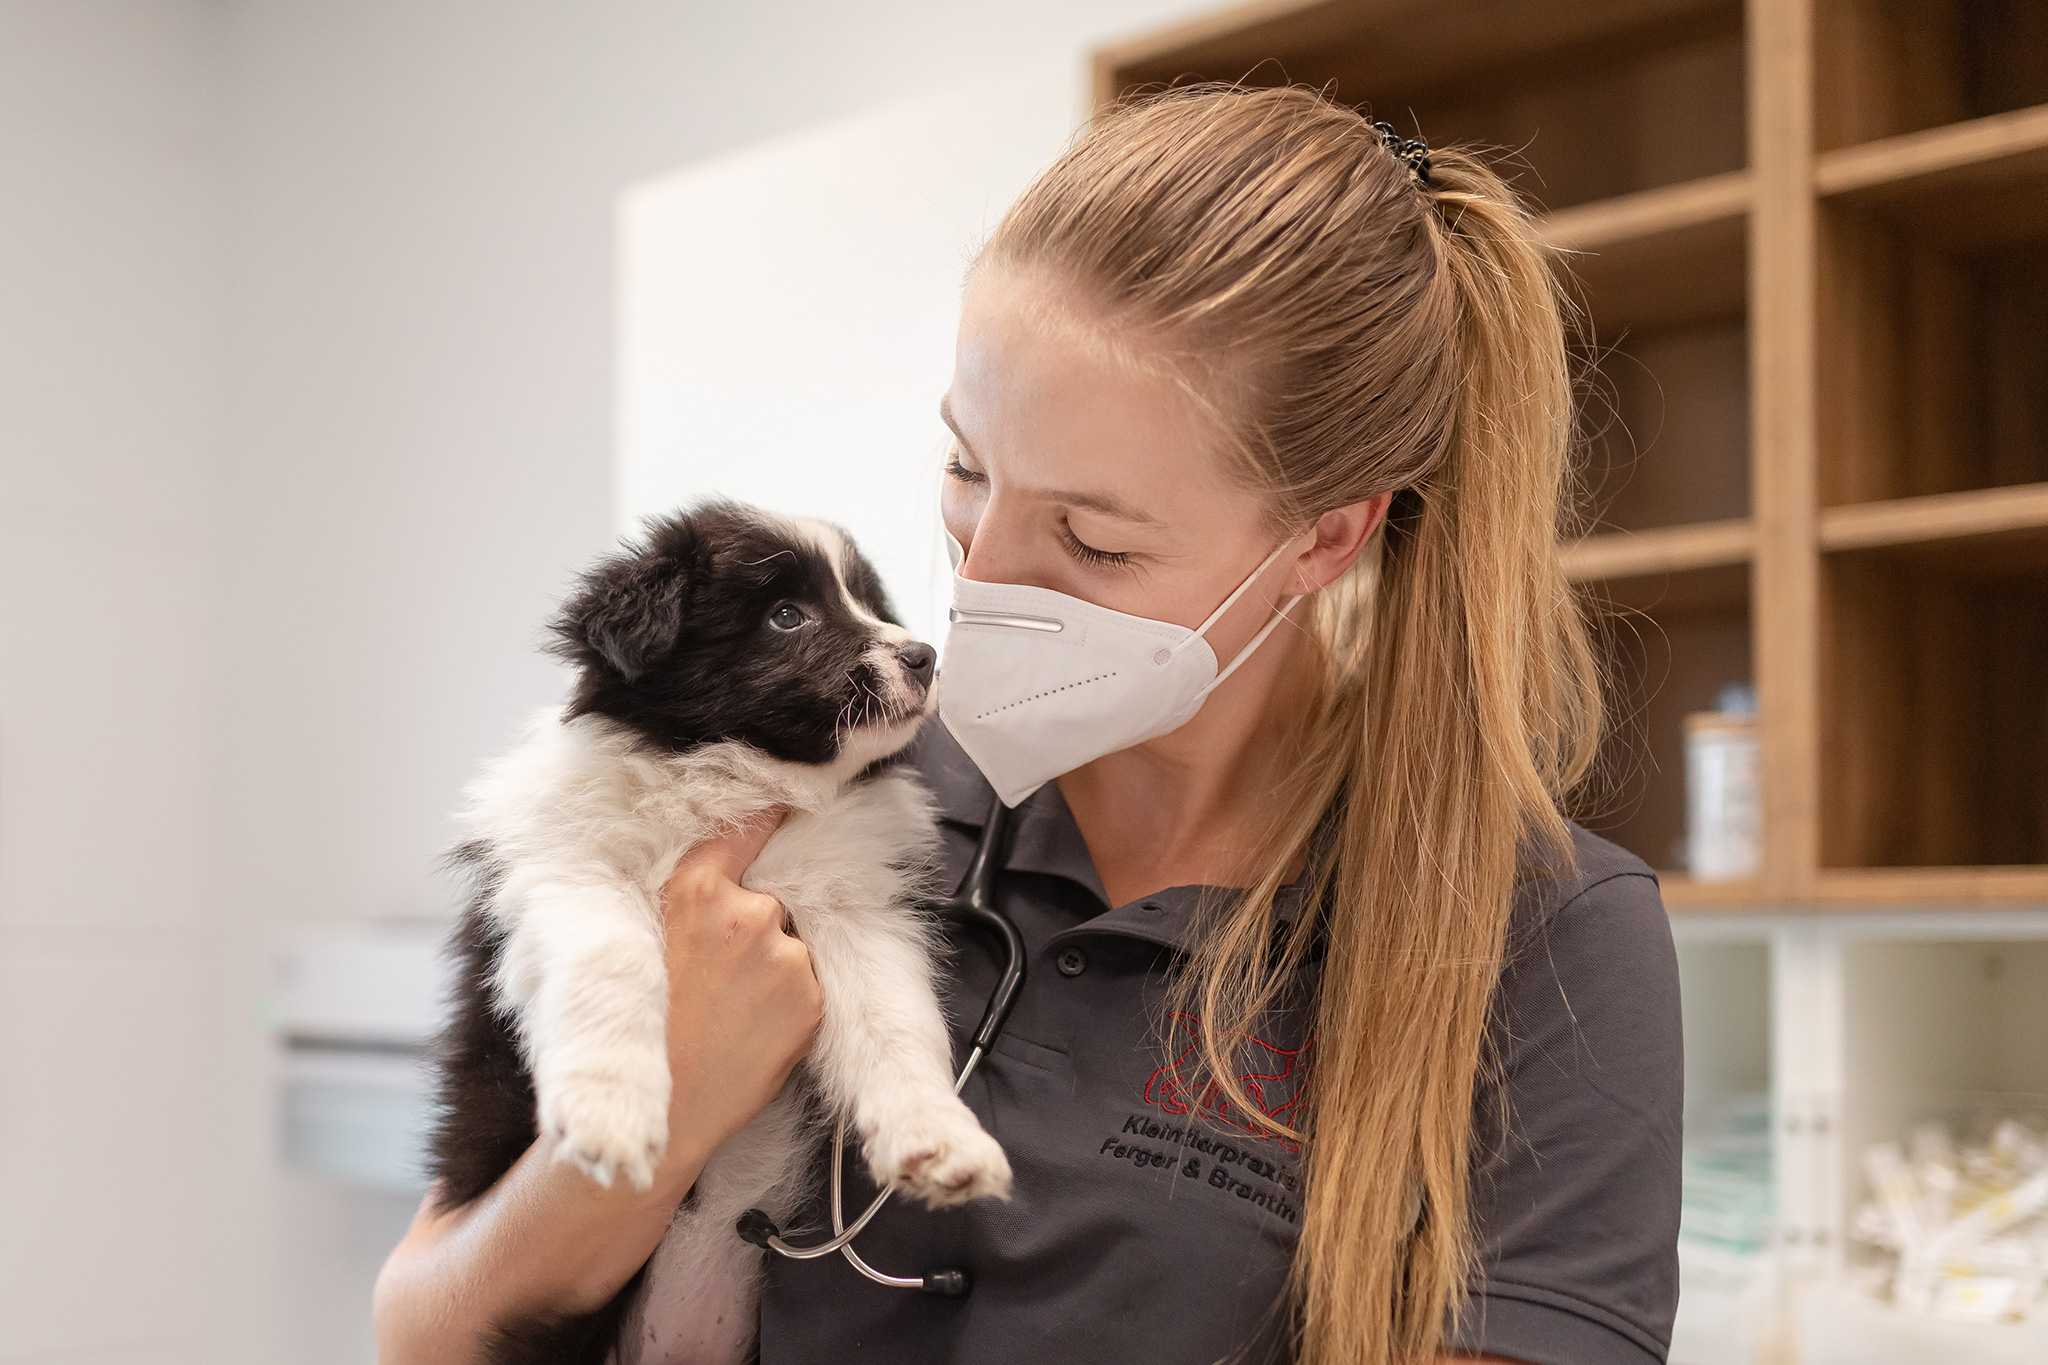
(943, 449), (987, 485)
(768, 603), (807, 631)
(1058, 520), (1133, 569)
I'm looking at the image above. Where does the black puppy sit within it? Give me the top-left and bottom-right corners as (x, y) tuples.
(427, 501), (1010, 1364)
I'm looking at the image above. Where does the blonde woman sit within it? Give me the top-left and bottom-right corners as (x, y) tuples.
(376, 84), (1682, 1365)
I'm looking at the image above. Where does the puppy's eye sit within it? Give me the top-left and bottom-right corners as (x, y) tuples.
(768, 603), (807, 631)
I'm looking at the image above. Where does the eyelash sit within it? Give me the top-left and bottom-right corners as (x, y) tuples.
(946, 446), (1132, 570)
(1058, 519), (1132, 569)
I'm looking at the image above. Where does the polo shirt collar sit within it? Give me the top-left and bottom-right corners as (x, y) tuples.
(905, 719), (1327, 955)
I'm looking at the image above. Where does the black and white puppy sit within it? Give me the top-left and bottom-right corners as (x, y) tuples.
(428, 500), (1011, 1365)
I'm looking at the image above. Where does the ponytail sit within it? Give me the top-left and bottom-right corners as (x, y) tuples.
(1276, 147), (1602, 1363)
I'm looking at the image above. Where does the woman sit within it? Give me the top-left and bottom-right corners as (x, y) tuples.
(375, 84), (1682, 1365)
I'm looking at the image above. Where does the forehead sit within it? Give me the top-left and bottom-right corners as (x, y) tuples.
(950, 268), (1247, 514)
(696, 509), (840, 590)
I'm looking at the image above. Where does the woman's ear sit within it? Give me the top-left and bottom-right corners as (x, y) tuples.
(1289, 492), (1394, 593)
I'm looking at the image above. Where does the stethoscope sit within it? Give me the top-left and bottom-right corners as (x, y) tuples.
(734, 796), (1023, 1298)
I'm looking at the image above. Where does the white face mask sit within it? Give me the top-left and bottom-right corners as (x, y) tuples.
(937, 530), (1303, 806)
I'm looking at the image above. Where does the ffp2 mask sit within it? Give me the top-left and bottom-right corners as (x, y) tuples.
(936, 532), (1302, 806)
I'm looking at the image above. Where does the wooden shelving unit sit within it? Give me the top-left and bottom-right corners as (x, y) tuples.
(1093, 0), (2048, 914)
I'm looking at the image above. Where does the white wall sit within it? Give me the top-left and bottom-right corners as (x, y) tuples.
(616, 62), (1088, 646)
(195, 4), (1203, 1365)
(0, 4), (222, 1363)
(0, 1), (1228, 1359)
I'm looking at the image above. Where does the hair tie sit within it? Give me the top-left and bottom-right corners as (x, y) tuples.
(1371, 120), (1432, 188)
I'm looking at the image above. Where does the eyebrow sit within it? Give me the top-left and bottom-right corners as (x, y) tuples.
(939, 393), (1165, 527)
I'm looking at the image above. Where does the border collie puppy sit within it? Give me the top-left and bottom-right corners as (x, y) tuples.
(428, 500), (1011, 1365)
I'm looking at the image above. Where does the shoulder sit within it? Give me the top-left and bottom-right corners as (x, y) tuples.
(1455, 824), (1683, 1364)
(1511, 822), (1665, 943)
(1495, 823), (1679, 1087)
(1501, 824), (1673, 1021)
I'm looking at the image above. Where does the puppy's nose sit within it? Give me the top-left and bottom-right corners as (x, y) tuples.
(897, 641), (936, 687)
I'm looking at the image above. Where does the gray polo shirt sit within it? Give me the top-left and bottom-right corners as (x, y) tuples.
(757, 721), (1682, 1364)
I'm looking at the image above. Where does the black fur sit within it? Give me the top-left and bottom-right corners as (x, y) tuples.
(423, 502), (927, 1365)
(550, 500), (910, 765)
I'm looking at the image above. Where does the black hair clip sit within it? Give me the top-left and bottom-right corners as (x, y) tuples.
(1372, 120), (1432, 188)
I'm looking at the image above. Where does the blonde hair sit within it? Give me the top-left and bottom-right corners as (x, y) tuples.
(974, 84), (1601, 1364)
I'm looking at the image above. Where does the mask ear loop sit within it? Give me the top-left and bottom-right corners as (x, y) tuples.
(1176, 538), (1298, 648)
(1199, 592), (1305, 698)
(1164, 537), (1307, 695)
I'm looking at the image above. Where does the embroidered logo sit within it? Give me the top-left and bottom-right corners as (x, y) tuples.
(1142, 1011), (1314, 1154)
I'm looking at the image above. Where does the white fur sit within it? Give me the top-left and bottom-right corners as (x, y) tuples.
(462, 693), (1009, 1365)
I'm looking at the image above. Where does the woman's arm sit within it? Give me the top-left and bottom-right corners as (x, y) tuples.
(373, 810), (820, 1364)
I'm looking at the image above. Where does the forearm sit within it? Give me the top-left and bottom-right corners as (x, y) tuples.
(373, 1128), (713, 1365)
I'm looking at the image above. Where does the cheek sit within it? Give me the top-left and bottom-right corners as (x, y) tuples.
(939, 475), (985, 548)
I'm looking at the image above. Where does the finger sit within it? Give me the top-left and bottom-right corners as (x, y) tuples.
(677, 806), (788, 883)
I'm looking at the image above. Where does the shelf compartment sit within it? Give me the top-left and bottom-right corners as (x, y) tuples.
(1565, 518), (1753, 584)
(1577, 307), (1751, 534)
(1839, 935), (2048, 1228)
(1579, 564), (1752, 875)
(1818, 103), (2048, 214)
(1558, 186), (1750, 537)
(1094, 0), (1746, 213)
(1671, 934), (1775, 1350)
(1816, 0), (2048, 152)
(1543, 171), (1750, 330)
(1818, 193), (2048, 506)
(1821, 547), (2048, 870)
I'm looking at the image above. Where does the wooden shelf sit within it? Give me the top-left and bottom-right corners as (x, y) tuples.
(1820, 482), (2048, 554)
(1667, 868), (2048, 911)
(1815, 868), (2048, 908)
(1097, 1), (2047, 912)
(1659, 875), (1766, 911)
(1542, 170), (1751, 251)
(1563, 519), (1752, 581)
(1094, 0), (1739, 113)
(1817, 104), (2048, 202)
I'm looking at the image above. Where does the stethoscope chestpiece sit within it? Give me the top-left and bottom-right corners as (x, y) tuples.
(921, 1268), (971, 1297)
(735, 1208), (779, 1248)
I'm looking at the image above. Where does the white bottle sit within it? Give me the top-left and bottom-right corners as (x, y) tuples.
(1685, 685), (1761, 882)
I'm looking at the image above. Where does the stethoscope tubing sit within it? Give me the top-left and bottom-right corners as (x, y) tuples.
(739, 796), (1022, 1296)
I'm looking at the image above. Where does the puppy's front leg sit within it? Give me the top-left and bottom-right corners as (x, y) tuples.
(800, 915), (1011, 1208)
(497, 873), (671, 1191)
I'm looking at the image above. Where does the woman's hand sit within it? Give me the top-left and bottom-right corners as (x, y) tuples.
(373, 808), (819, 1365)
(649, 805), (824, 1191)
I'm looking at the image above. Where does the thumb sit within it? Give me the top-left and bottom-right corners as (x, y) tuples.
(681, 806), (788, 883)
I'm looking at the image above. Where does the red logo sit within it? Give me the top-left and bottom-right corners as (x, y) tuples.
(1143, 1011), (1314, 1154)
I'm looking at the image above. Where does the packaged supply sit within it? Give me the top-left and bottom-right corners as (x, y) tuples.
(1682, 1093), (1775, 1257)
(1853, 1119), (2048, 1324)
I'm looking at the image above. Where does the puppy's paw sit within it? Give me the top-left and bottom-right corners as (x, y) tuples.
(540, 1071), (669, 1192)
(867, 1103), (1013, 1208)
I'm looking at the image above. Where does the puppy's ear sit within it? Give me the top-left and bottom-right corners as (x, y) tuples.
(550, 546), (690, 684)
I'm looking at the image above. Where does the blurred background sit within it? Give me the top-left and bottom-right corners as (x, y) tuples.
(3, 2), (2045, 1364)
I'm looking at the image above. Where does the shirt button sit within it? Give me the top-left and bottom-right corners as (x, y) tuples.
(1056, 947), (1088, 977)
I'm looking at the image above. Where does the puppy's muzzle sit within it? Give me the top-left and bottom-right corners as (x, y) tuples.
(896, 641), (936, 692)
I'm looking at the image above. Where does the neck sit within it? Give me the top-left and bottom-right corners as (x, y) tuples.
(1056, 628), (1314, 908)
